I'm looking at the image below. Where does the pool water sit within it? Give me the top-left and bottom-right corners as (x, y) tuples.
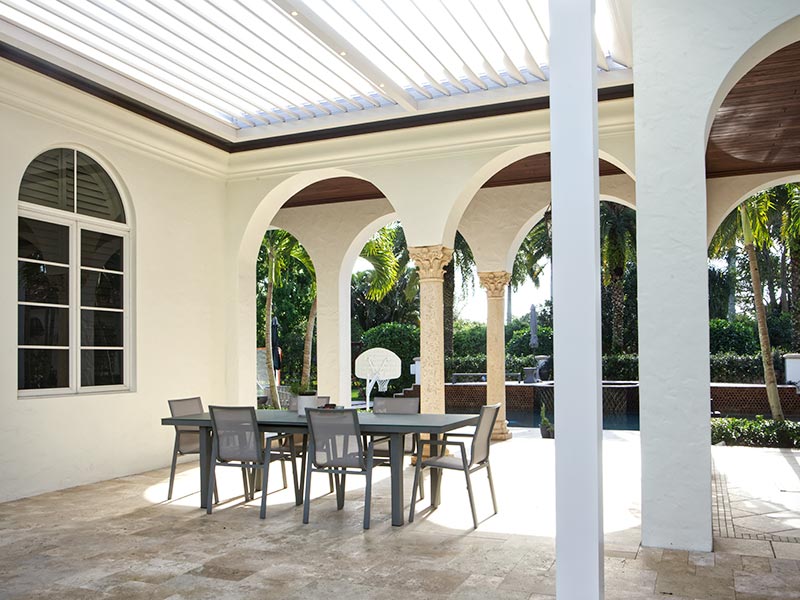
(449, 408), (640, 431)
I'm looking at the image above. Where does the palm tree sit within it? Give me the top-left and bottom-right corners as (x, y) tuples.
(600, 202), (636, 353)
(739, 202), (784, 420)
(444, 232), (476, 356)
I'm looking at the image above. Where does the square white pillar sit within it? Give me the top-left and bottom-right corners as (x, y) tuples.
(550, 0), (604, 598)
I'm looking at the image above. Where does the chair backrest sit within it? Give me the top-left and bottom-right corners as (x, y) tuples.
(208, 406), (262, 463)
(469, 404), (500, 466)
(373, 396), (419, 415)
(168, 397), (204, 454)
(169, 396), (203, 429)
(288, 395), (331, 411)
(306, 409), (364, 469)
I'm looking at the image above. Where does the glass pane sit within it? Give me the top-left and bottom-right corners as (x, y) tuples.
(81, 230), (123, 271)
(18, 349), (69, 390)
(18, 305), (69, 346)
(18, 149), (74, 212)
(19, 262), (69, 304)
(81, 350), (123, 386)
(81, 310), (123, 347)
(81, 270), (123, 309)
(18, 217), (69, 264)
(76, 152), (125, 223)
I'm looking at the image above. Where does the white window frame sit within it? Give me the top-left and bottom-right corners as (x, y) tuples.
(18, 200), (132, 397)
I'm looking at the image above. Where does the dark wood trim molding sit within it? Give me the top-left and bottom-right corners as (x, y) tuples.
(1, 41), (634, 154)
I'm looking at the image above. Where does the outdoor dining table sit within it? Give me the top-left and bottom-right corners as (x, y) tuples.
(161, 409), (479, 526)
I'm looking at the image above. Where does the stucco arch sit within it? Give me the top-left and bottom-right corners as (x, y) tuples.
(443, 143), (549, 249)
(707, 170), (800, 244)
(705, 15), (800, 144)
(238, 168), (385, 269)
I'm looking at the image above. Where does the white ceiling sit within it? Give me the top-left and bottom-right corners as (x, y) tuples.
(0, 0), (633, 143)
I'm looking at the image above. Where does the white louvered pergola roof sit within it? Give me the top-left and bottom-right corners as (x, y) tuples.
(0, 0), (632, 143)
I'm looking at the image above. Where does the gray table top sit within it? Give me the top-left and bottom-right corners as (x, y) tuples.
(162, 409), (479, 434)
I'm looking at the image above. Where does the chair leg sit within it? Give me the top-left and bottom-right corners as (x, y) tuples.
(260, 457), (270, 519)
(464, 469), (478, 529)
(328, 473), (335, 494)
(408, 458), (423, 523)
(418, 468), (425, 500)
(302, 462), (313, 524)
(167, 436), (179, 500)
(280, 457), (287, 490)
(244, 466), (253, 501)
(213, 480), (219, 504)
(486, 463), (498, 515)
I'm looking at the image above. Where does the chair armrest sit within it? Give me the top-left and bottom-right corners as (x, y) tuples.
(443, 433), (474, 438)
(417, 439), (467, 455)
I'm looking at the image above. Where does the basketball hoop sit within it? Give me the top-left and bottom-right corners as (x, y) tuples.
(355, 348), (402, 410)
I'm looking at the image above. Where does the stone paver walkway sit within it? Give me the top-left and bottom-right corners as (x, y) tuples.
(1, 429), (799, 598)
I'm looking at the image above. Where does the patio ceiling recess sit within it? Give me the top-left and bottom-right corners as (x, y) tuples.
(0, 0), (633, 148)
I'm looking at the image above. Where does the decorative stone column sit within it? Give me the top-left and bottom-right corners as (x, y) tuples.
(408, 245), (453, 414)
(479, 271), (512, 440)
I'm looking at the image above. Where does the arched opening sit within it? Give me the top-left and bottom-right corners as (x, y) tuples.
(248, 175), (396, 407)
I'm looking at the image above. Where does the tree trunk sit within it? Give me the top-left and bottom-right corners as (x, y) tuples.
(265, 279), (281, 409)
(726, 248), (737, 321)
(443, 260), (454, 357)
(610, 275), (625, 353)
(790, 240), (800, 351)
(301, 297), (317, 390)
(741, 207), (784, 420)
(760, 247), (779, 312)
(781, 247), (789, 313)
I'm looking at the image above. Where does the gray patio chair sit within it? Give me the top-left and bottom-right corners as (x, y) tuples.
(303, 409), (388, 529)
(409, 403), (500, 529)
(286, 395), (334, 496)
(167, 397), (218, 503)
(207, 405), (295, 519)
(371, 396), (424, 499)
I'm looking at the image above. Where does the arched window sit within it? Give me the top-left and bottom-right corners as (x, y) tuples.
(18, 149), (131, 394)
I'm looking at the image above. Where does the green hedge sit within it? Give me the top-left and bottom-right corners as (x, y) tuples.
(711, 416), (800, 448)
(710, 351), (783, 384)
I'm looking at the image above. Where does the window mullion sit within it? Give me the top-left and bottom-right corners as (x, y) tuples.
(71, 221), (79, 393)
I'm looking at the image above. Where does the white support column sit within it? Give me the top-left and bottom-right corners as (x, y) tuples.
(315, 266), (353, 407)
(550, 0), (604, 598)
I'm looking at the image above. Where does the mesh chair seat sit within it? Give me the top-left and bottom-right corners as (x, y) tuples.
(421, 455), (466, 470)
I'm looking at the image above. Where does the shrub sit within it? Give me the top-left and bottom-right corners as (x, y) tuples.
(506, 325), (554, 356)
(602, 354), (638, 380)
(361, 322), (420, 392)
(709, 318), (759, 355)
(453, 321), (486, 356)
(711, 416), (800, 448)
(709, 351), (783, 383)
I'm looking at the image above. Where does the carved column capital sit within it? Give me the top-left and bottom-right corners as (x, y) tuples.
(478, 271), (511, 299)
(408, 245), (453, 281)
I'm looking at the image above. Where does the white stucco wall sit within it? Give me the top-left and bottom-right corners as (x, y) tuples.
(0, 61), (229, 502)
(634, 0), (800, 550)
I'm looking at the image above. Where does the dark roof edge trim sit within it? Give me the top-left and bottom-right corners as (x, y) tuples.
(1, 41), (633, 154)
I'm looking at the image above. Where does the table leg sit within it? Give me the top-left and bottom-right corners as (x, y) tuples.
(298, 434), (308, 500)
(430, 433), (442, 508)
(389, 432), (404, 526)
(199, 426), (212, 509)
